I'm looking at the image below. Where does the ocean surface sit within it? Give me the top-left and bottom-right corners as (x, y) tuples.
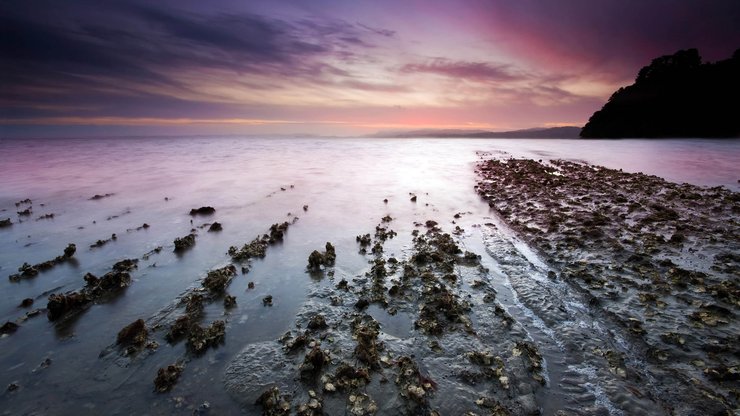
(0, 136), (738, 415)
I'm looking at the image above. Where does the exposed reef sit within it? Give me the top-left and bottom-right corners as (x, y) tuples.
(46, 258), (138, 321)
(8, 244), (76, 281)
(476, 157), (740, 413)
(189, 206), (216, 216)
(173, 233), (196, 252)
(228, 220), (296, 262)
(225, 218), (543, 415)
(90, 193), (114, 200)
(307, 242), (336, 271)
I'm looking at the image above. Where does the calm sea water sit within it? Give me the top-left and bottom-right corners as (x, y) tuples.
(0, 136), (737, 415)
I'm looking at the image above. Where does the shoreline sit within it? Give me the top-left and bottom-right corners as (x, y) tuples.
(476, 157), (739, 413)
(0, 138), (737, 414)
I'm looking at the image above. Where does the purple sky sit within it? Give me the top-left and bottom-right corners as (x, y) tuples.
(1, 0), (739, 137)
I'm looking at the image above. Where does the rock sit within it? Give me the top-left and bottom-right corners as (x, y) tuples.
(1, 321), (19, 335)
(353, 319), (380, 368)
(165, 315), (192, 343)
(154, 363), (184, 393)
(173, 234), (196, 252)
(224, 295), (237, 308)
(300, 346), (330, 378)
(0, 218), (12, 228)
(116, 319), (148, 346)
(9, 244), (76, 281)
(374, 225), (397, 242)
(356, 234), (372, 247)
(208, 222), (222, 232)
(513, 341), (545, 384)
(228, 237), (269, 261)
(83, 272), (99, 286)
(202, 265), (237, 293)
(307, 314), (328, 330)
(282, 332), (308, 353)
(89, 193), (114, 200)
(371, 242), (383, 255)
(268, 222), (290, 243)
(10, 263), (38, 280)
(263, 295), (273, 306)
(19, 298), (33, 308)
(324, 242), (336, 265)
(184, 293), (204, 316)
(255, 386), (291, 416)
(307, 242), (336, 270)
(47, 292), (90, 321)
(94, 270), (132, 293)
(395, 356), (436, 406)
(347, 392), (377, 415)
(189, 206), (216, 216)
(187, 320), (226, 354)
(307, 250), (325, 270)
(112, 258), (138, 272)
(328, 363), (371, 391)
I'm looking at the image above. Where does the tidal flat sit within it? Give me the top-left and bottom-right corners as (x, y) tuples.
(0, 137), (737, 415)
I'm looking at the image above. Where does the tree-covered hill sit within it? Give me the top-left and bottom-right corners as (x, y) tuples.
(581, 49), (740, 138)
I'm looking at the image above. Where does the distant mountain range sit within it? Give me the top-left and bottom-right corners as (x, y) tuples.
(581, 48), (740, 138)
(373, 126), (581, 139)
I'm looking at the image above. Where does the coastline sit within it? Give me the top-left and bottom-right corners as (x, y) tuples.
(0, 137), (738, 414)
(476, 157), (739, 413)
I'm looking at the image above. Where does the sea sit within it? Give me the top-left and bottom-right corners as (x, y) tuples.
(0, 136), (738, 415)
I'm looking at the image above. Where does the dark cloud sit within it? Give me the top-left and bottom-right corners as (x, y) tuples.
(357, 23), (396, 38)
(0, 0), (390, 119)
(479, 0), (740, 79)
(401, 59), (526, 83)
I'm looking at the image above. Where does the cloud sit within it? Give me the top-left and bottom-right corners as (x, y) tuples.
(5, 0), (736, 135)
(0, 0), (395, 119)
(400, 59), (526, 83)
(473, 0), (740, 80)
(357, 23), (396, 38)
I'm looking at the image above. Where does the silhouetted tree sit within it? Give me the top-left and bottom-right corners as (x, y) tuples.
(581, 48), (740, 138)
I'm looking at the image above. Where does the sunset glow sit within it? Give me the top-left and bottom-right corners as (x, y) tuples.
(2, 0), (739, 137)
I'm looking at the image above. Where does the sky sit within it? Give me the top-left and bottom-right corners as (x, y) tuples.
(1, 0), (739, 137)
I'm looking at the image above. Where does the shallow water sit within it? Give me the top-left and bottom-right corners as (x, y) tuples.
(0, 136), (737, 415)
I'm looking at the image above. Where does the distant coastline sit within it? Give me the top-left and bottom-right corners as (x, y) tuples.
(373, 126), (582, 139)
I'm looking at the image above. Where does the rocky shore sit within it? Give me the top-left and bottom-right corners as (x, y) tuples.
(476, 157), (739, 414)
(2, 138), (737, 415)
